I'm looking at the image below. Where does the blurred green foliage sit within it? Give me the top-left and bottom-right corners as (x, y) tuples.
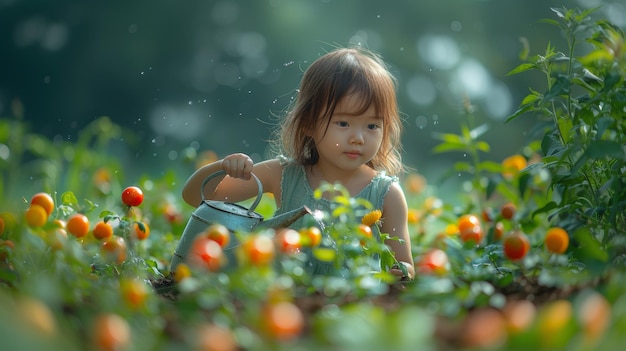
(1, 0), (624, 191)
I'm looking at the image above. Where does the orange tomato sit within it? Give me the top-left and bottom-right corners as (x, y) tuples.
(503, 230), (530, 261)
(357, 223), (373, 246)
(0, 216), (4, 235)
(500, 202), (516, 220)
(502, 299), (536, 334)
(544, 227), (569, 254)
(15, 296), (57, 337)
(25, 204), (48, 227)
(460, 308), (507, 349)
(120, 278), (148, 309)
(203, 223), (230, 247)
(536, 299), (573, 349)
(242, 234), (275, 266)
(263, 301), (304, 341)
(299, 226), (322, 247)
(67, 213), (90, 238)
(405, 173), (426, 194)
(274, 228), (302, 254)
(92, 221), (114, 240)
(30, 192), (55, 216)
(194, 323), (238, 351)
(133, 222), (150, 241)
(91, 314), (131, 351)
(101, 236), (127, 264)
(502, 154), (527, 179)
(577, 291), (611, 343)
(457, 214), (483, 245)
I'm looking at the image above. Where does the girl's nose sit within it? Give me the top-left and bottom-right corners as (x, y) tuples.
(350, 130), (364, 144)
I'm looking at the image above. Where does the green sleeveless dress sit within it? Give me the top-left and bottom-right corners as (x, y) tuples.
(273, 157), (398, 276)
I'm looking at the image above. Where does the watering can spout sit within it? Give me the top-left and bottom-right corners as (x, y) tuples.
(255, 205), (313, 231)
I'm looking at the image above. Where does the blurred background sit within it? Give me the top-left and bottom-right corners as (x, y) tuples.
(1, 0), (624, 199)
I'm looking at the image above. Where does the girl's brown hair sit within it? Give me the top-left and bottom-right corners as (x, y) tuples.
(274, 47), (404, 176)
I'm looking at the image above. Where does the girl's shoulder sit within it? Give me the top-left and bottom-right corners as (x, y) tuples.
(372, 170), (399, 186)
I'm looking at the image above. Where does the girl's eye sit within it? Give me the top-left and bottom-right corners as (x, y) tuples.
(368, 123), (381, 130)
(337, 121), (349, 127)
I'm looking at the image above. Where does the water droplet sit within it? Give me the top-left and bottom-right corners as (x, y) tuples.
(188, 101), (193, 105)
(151, 139), (157, 144)
(376, 14), (381, 18)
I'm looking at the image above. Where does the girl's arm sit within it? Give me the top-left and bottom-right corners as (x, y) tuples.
(181, 153), (282, 207)
(381, 182), (415, 279)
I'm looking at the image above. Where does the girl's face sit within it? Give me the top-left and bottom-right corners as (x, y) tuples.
(313, 93), (383, 172)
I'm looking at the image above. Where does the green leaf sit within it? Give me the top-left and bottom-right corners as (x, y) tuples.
(61, 191), (79, 207)
(432, 132), (463, 143)
(476, 141), (490, 153)
(505, 104), (534, 123)
(331, 206), (350, 218)
(583, 141), (624, 159)
(476, 161), (502, 173)
(574, 227), (608, 262)
(433, 141), (467, 153)
(532, 201), (557, 218)
(507, 63), (536, 76)
(525, 89), (542, 103)
(453, 162), (472, 172)
(557, 117), (573, 142)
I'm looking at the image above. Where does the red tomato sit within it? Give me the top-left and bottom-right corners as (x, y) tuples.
(503, 230), (530, 261)
(415, 248), (450, 275)
(121, 186), (144, 207)
(188, 237), (225, 272)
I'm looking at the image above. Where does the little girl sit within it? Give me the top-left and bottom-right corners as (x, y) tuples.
(182, 47), (415, 279)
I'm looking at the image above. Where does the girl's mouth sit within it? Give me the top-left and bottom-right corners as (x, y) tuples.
(345, 151), (361, 159)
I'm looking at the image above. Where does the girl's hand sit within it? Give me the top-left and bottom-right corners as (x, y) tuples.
(389, 261), (414, 281)
(221, 153), (254, 180)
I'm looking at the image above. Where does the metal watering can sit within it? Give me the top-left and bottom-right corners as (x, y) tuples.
(170, 170), (312, 272)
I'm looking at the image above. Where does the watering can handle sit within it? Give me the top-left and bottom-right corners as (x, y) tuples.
(200, 170), (263, 214)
